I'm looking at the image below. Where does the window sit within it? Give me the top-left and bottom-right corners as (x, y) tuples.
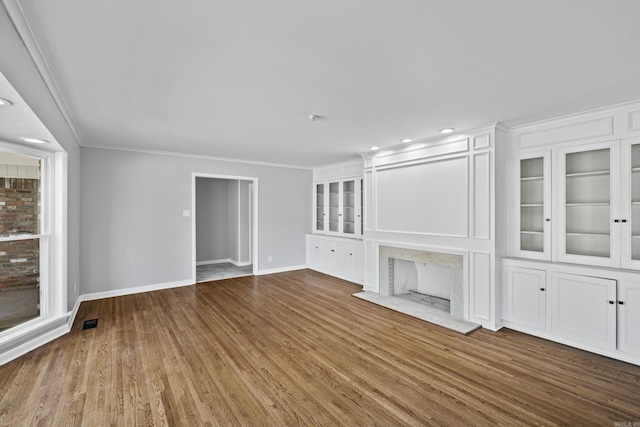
(0, 142), (64, 342)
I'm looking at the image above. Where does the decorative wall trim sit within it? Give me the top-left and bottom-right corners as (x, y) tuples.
(470, 251), (492, 324)
(473, 133), (491, 150)
(473, 152), (491, 239)
(375, 138), (469, 167)
(517, 117), (614, 149)
(629, 111), (640, 133)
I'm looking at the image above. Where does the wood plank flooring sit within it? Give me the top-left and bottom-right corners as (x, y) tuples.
(1, 269), (639, 426)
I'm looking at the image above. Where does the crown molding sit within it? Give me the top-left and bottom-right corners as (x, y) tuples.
(81, 143), (314, 171)
(2, 0), (84, 147)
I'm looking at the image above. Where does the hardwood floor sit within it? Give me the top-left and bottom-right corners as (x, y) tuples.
(1, 269), (639, 426)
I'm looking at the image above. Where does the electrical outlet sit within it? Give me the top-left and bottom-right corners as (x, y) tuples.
(268, 255), (273, 262)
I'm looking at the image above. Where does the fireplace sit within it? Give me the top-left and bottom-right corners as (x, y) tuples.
(379, 245), (464, 319)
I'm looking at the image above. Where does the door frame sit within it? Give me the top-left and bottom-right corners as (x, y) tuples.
(191, 173), (259, 283)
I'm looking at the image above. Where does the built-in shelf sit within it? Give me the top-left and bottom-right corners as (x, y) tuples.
(521, 176), (543, 181)
(521, 231), (543, 235)
(521, 204), (543, 207)
(565, 170), (610, 178)
(566, 203), (610, 207)
(566, 232), (610, 237)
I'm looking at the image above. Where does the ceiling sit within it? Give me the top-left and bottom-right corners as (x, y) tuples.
(6, 0), (640, 168)
(0, 72), (62, 153)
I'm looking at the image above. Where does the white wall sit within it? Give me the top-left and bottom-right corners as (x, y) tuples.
(80, 148), (311, 294)
(228, 180), (239, 262)
(239, 181), (251, 263)
(0, 7), (81, 310)
(195, 178), (230, 262)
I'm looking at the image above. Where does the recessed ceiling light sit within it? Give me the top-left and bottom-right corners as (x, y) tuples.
(401, 138), (413, 143)
(440, 128), (455, 134)
(370, 146), (380, 151)
(0, 98), (13, 107)
(20, 137), (48, 144)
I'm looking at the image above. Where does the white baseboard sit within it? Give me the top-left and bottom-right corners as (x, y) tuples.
(0, 317), (70, 366)
(67, 294), (83, 329)
(256, 264), (307, 275)
(196, 259), (230, 266)
(197, 259), (252, 267)
(80, 279), (193, 301)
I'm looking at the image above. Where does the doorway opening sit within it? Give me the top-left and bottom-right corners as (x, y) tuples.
(192, 174), (258, 283)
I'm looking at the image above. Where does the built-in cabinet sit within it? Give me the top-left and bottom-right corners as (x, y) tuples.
(507, 103), (640, 364)
(503, 260), (640, 361)
(307, 235), (364, 285)
(314, 178), (363, 237)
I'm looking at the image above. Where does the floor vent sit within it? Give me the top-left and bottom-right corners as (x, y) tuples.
(82, 319), (98, 330)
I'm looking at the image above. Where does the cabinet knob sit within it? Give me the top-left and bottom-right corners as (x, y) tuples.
(331, 249), (335, 252)
(540, 288), (545, 292)
(609, 300), (615, 304)
(619, 301), (625, 305)
(545, 218), (550, 222)
(621, 219), (628, 223)
(614, 219), (620, 223)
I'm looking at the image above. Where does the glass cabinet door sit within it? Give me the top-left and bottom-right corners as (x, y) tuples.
(315, 183), (325, 232)
(342, 180), (355, 235)
(621, 139), (640, 269)
(329, 182), (340, 233)
(558, 141), (620, 267)
(515, 152), (551, 260)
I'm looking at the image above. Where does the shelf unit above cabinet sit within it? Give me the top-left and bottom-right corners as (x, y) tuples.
(314, 177), (363, 238)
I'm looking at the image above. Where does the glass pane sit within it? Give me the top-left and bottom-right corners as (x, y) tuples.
(521, 157), (544, 179)
(360, 179), (364, 235)
(0, 239), (40, 331)
(0, 152), (41, 237)
(520, 157), (544, 252)
(565, 149), (610, 258)
(632, 145), (640, 260)
(343, 180), (354, 234)
(315, 184), (324, 231)
(329, 182), (339, 232)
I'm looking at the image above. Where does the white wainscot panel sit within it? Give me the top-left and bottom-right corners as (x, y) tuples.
(629, 111), (640, 133)
(364, 239), (378, 292)
(471, 252), (492, 323)
(376, 156), (469, 237)
(365, 171), (374, 231)
(473, 133), (491, 150)
(518, 117), (613, 149)
(473, 152), (491, 239)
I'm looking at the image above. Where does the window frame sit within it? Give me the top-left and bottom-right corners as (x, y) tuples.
(0, 140), (66, 344)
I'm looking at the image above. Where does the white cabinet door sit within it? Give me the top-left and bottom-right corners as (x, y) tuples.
(321, 241), (336, 270)
(514, 152), (552, 260)
(550, 272), (617, 350)
(556, 141), (620, 268)
(505, 266), (547, 331)
(618, 281), (640, 356)
(307, 238), (322, 268)
(334, 243), (353, 276)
